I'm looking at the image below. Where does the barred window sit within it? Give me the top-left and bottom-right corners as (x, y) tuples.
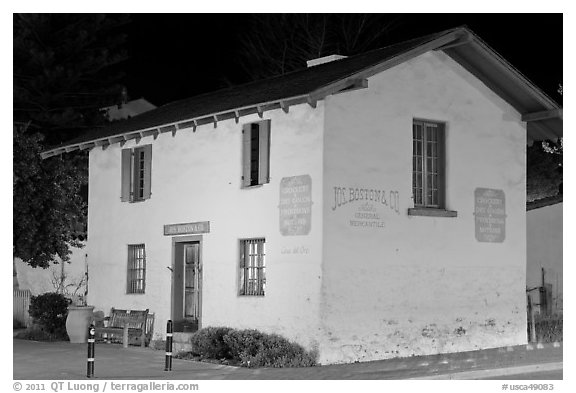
(127, 244), (146, 294)
(413, 120), (445, 208)
(239, 239), (266, 296)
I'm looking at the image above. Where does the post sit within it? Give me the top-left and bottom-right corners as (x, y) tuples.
(164, 320), (173, 371)
(123, 326), (129, 348)
(527, 294), (537, 343)
(87, 324), (95, 378)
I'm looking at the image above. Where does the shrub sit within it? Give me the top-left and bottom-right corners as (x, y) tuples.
(13, 318), (25, 330)
(189, 327), (234, 359)
(223, 329), (317, 368)
(14, 324), (68, 341)
(185, 327), (318, 368)
(223, 329), (266, 360)
(29, 292), (70, 334)
(535, 314), (563, 342)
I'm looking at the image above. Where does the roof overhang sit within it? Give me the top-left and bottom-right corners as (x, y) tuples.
(438, 30), (562, 145)
(41, 27), (561, 159)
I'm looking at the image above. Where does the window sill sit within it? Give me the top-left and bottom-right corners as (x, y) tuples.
(408, 208), (458, 217)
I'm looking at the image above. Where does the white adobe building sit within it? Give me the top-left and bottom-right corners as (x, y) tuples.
(42, 27), (562, 364)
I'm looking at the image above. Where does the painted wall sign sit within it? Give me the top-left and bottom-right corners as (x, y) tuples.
(279, 175), (312, 236)
(164, 221), (210, 236)
(474, 188), (506, 243)
(332, 187), (400, 214)
(331, 186), (400, 229)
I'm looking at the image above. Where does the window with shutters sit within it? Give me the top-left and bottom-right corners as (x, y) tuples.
(121, 145), (152, 202)
(242, 120), (270, 187)
(127, 244), (146, 294)
(410, 119), (456, 217)
(239, 238), (266, 296)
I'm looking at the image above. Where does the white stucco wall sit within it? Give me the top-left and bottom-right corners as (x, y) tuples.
(320, 51), (527, 364)
(87, 49), (530, 364)
(87, 104), (324, 348)
(527, 202), (563, 312)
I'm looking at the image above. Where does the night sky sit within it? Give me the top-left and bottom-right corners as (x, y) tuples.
(125, 14), (563, 107)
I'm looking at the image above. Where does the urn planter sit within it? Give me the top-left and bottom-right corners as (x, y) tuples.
(66, 305), (94, 343)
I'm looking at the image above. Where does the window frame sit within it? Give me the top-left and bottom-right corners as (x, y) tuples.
(127, 244), (146, 294)
(242, 120), (271, 188)
(121, 144), (152, 203)
(238, 238), (266, 296)
(409, 119), (457, 217)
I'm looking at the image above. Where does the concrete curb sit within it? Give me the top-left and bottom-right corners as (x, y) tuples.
(409, 362), (563, 380)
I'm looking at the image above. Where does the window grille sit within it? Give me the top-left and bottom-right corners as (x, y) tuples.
(413, 120), (445, 208)
(127, 244), (146, 294)
(239, 238), (266, 296)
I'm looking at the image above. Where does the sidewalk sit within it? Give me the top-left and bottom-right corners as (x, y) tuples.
(13, 339), (562, 380)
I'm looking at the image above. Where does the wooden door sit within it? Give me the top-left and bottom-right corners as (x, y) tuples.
(183, 243), (201, 323)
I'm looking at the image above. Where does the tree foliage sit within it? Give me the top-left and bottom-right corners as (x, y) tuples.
(237, 14), (402, 81)
(13, 14), (129, 268)
(526, 83), (563, 201)
(13, 124), (87, 268)
(14, 13), (128, 142)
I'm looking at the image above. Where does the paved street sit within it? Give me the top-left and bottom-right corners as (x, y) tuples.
(13, 339), (562, 380)
(483, 370), (562, 380)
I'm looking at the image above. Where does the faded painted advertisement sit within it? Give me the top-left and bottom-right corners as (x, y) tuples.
(331, 186), (400, 229)
(474, 188), (506, 242)
(279, 175), (312, 236)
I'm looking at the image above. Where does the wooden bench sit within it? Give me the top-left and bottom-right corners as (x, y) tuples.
(94, 308), (154, 348)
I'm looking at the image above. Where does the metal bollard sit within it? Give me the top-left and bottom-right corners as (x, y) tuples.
(164, 320), (173, 371)
(87, 324), (95, 378)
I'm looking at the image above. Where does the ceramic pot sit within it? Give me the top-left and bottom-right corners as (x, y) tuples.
(66, 305), (94, 343)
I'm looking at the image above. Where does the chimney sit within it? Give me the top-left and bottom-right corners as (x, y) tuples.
(306, 54), (348, 68)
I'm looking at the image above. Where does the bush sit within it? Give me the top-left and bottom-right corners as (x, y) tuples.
(535, 314), (563, 342)
(15, 324), (68, 341)
(186, 327), (317, 368)
(29, 292), (70, 334)
(189, 327), (234, 359)
(223, 329), (266, 360)
(13, 318), (25, 330)
(224, 329), (317, 367)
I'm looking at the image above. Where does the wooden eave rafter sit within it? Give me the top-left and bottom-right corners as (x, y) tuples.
(522, 109), (562, 122)
(50, 28), (552, 160)
(434, 30), (473, 51)
(41, 68), (379, 160)
(41, 93), (315, 159)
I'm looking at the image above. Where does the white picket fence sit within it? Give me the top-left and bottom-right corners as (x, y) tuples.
(13, 289), (32, 327)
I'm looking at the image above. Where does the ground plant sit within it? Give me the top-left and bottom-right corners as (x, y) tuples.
(189, 327), (234, 359)
(535, 313), (562, 343)
(21, 292), (70, 341)
(180, 327), (317, 368)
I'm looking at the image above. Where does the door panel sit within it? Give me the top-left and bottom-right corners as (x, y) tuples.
(172, 241), (201, 332)
(184, 243), (201, 320)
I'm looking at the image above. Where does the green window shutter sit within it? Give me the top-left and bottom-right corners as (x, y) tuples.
(142, 144), (152, 199)
(121, 148), (132, 202)
(258, 120), (271, 185)
(242, 124), (252, 187)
